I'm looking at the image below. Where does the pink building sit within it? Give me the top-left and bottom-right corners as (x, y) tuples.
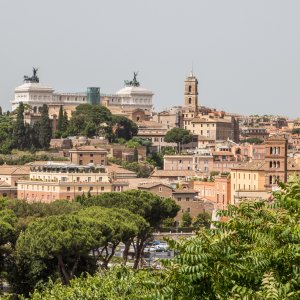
(191, 175), (231, 210)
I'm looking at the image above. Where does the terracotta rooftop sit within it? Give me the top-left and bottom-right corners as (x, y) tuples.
(0, 166), (30, 176)
(172, 188), (198, 194)
(264, 134), (287, 141)
(212, 151), (234, 156)
(138, 182), (173, 189)
(106, 164), (136, 175)
(70, 146), (107, 152)
(151, 169), (200, 177)
(232, 157), (300, 172)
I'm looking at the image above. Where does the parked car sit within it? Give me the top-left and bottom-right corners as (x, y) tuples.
(155, 242), (168, 252)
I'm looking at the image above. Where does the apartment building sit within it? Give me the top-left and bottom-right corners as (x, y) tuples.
(191, 175), (231, 210)
(69, 146), (108, 165)
(17, 162), (128, 202)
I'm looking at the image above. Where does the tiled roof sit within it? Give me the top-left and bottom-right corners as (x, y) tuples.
(173, 189), (198, 194)
(138, 182), (173, 189)
(231, 160), (266, 171)
(0, 166), (30, 176)
(264, 134), (286, 141)
(70, 146), (107, 152)
(151, 170), (199, 177)
(106, 164), (136, 174)
(232, 157), (300, 172)
(212, 151), (234, 156)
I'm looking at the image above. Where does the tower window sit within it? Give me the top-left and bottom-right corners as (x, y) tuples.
(188, 98), (192, 104)
(188, 85), (192, 93)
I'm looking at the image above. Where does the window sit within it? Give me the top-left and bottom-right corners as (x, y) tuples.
(188, 98), (192, 104)
(79, 160), (83, 165)
(188, 85), (192, 93)
(101, 187), (104, 191)
(187, 207), (191, 212)
(159, 187), (162, 192)
(67, 187), (71, 192)
(98, 177), (102, 182)
(177, 197), (181, 201)
(88, 177), (91, 182)
(78, 187), (82, 192)
(90, 187), (93, 191)
(90, 160), (93, 163)
(90, 154), (93, 157)
(186, 197), (190, 201)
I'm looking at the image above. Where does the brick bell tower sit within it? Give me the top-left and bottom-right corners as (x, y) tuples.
(184, 73), (198, 113)
(264, 135), (288, 189)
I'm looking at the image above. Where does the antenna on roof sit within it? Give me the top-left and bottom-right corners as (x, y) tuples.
(190, 60), (194, 76)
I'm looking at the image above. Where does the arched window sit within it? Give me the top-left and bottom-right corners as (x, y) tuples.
(188, 85), (192, 93)
(269, 175), (272, 185)
(269, 161), (273, 168)
(277, 161), (280, 168)
(188, 98), (192, 104)
(270, 147), (273, 155)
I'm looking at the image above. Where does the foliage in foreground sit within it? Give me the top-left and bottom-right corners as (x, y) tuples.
(27, 176), (300, 299)
(26, 267), (165, 300)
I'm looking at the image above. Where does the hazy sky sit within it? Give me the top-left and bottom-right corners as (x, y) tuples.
(1, 0), (300, 117)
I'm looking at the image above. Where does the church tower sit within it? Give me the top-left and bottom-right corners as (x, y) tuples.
(184, 74), (198, 112)
(264, 135), (288, 188)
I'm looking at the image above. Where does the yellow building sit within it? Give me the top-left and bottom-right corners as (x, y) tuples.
(230, 160), (267, 204)
(17, 162), (128, 202)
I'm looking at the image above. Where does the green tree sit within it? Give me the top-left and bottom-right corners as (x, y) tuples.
(57, 105), (64, 131)
(133, 147), (138, 162)
(292, 128), (300, 134)
(0, 106), (2, 116)
(37, 104), (52, 149)
(77, 207), (145, 268)
(0, 209), (16, 284)
(181, 211), (192, 227)
(240, 137), (263, 144)
(110, 115), (138, 142)
(13, 102), (27, 150)
(15, 214), (101, 287)
(193, 212), (211, 229)
(164, 127), (193, 152)
(27, 267), (162, 300)
(62, 110), (69, 132)
(83, 190), (179, 269)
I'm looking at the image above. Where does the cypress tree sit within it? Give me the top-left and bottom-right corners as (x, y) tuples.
(38, 104), (52, 149)
(13, 102), (26, 149)
(133, 146), (139, 162)
(0, 106), (2, 116)
(57, 105), (64, 131)
(62, 110), (69, 132)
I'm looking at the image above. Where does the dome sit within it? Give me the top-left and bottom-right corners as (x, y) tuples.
(15, 82), (54, 93)
(116, 86), (153, 96)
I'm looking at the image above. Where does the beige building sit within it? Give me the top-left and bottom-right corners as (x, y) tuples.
(69, 146), (108, 165)
(138, 182), (174, 199)
(230, 135), (300, 204)
(17, 162), (128, 202)
(190, 115), (237, 141)
(231, 160), (267, 204)
(0, 166), (30, 198)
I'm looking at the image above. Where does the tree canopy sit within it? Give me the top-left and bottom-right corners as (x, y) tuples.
(23, 177), (300, 299)
(164, 127), (193, 152)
